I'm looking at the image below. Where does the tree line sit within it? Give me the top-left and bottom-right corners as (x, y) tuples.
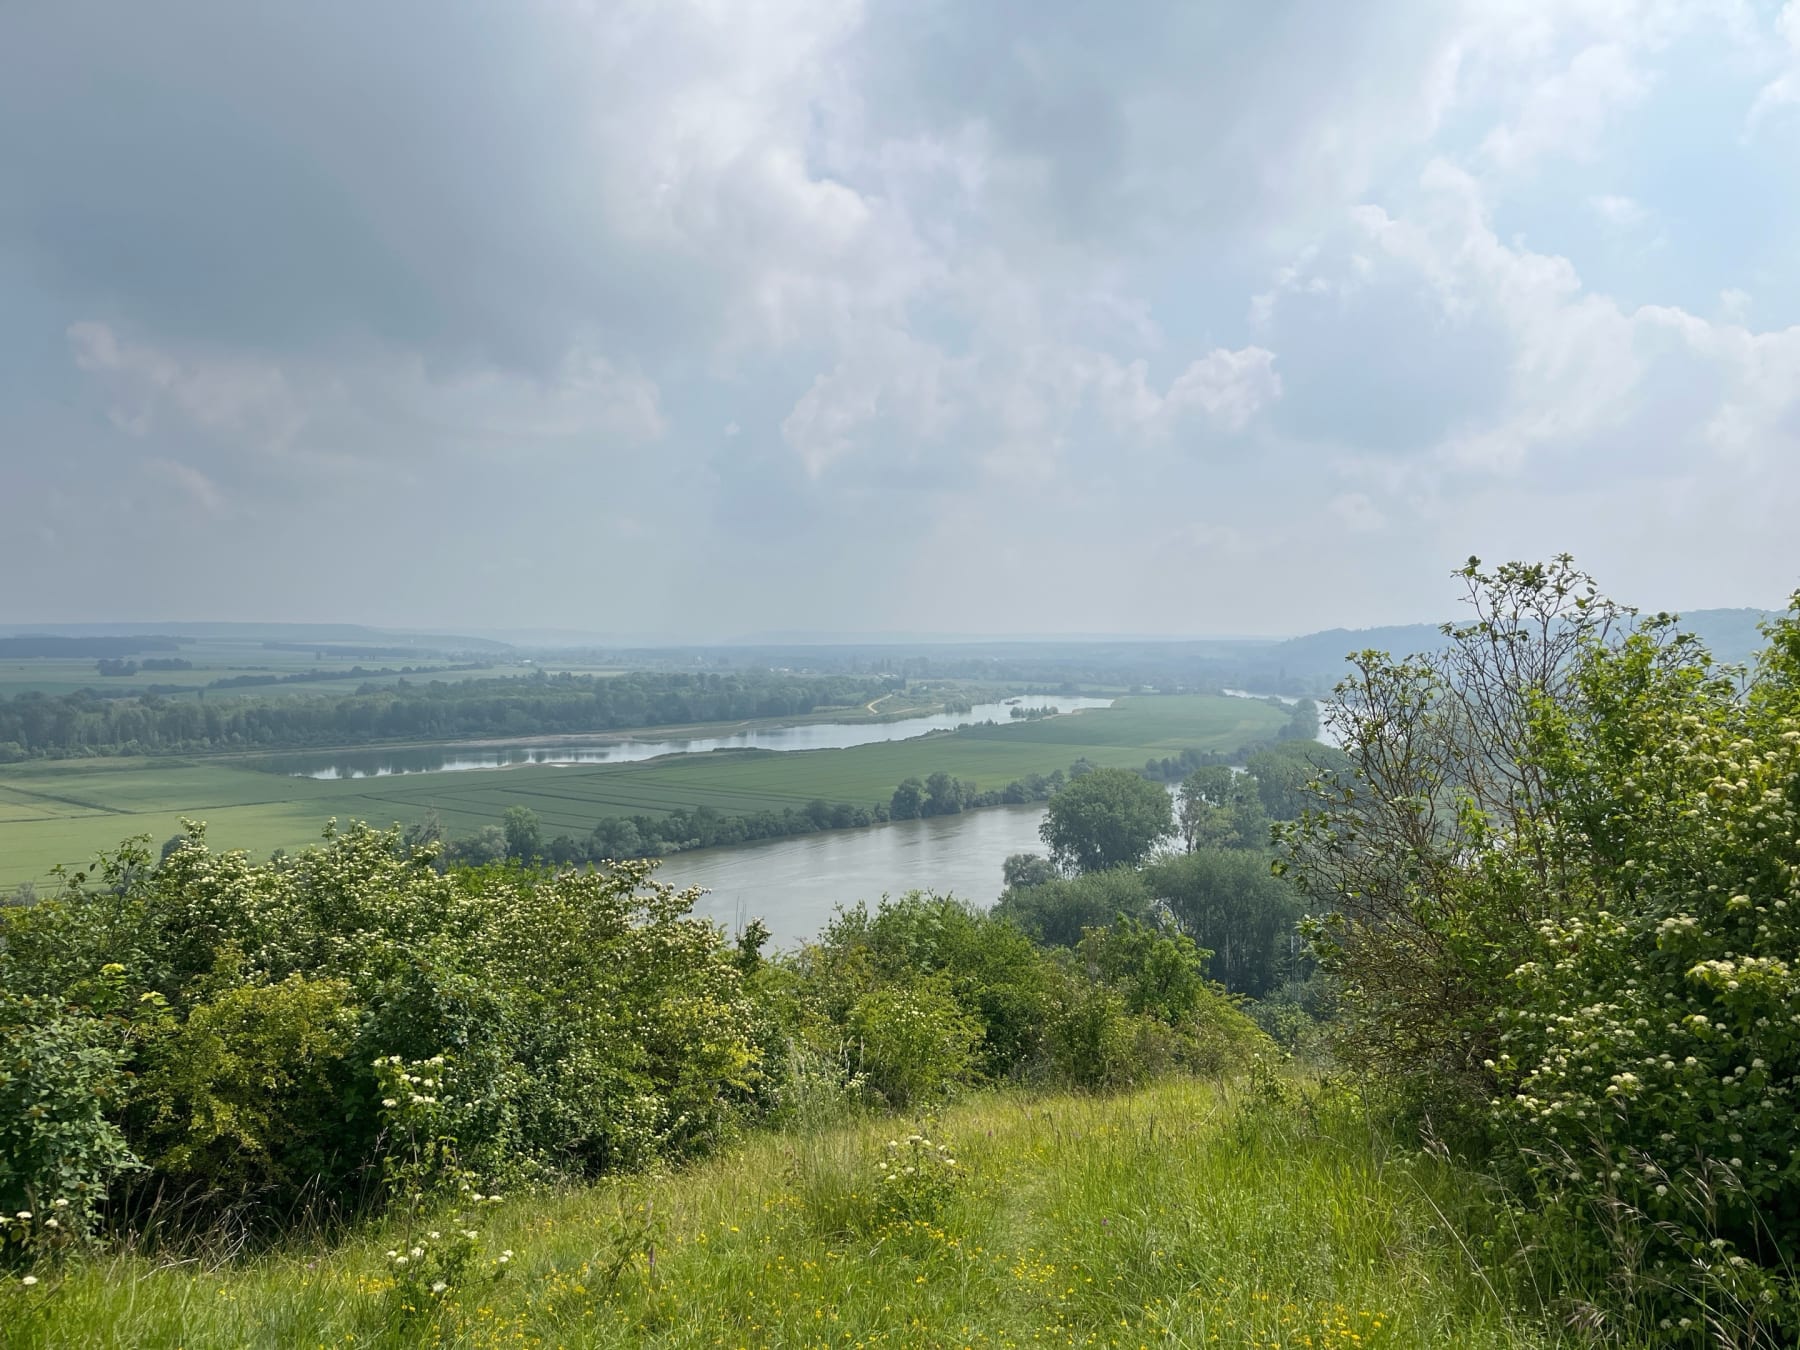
(95, 658), (193, 676)
(424, 756), (1103, 869)
(0, 636), (189, 660)
(0, 669), (900, 762)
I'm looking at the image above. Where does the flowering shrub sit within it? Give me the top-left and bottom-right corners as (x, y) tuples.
(0, 990), (136, 1257)
(847, 981), (983, 1109)
(374, 1055), (476, 1206)
(1487, 609), (1800, 1339)
(1283, 559), (1800, 1342)
(871, 1131), (964, 1227)
(381, 1195), (507, 1328)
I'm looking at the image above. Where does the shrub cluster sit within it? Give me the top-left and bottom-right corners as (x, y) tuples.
(0, 824), (761, 1248)
(1281, 558), (1800, 1343)
(770, 893), (1267, 1111)
(1, 829), (1270, 1263)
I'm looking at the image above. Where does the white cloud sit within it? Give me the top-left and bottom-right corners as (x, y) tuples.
(1588, 192), (1651, 227)
(1748, 0), (1800, 131)
(68, 320), (301, 450)
(779, 327), (954, 476)
(1324, 159), (1800, 490)
(1483, 42), (1650, 169)
(146, 458), (228, 515)
(68, 322), (664, 466)
(1163, 348), (1283, 433)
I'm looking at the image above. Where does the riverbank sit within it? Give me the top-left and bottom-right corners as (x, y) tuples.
(657, 799), (1056, 943)
(262, 696), (1116, 779)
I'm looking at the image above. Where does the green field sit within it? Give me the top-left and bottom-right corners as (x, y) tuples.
(0, 696), (1286, 888)
(0, 631), (636, 700)
(0, 653), (553, 700)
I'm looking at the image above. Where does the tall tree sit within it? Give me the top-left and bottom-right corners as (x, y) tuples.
(501, 805), (543, 862)
(1039, 768), (1172, 874)
(889, 777), (925, 820)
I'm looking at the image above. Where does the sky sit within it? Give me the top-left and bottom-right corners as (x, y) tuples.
(3, 1), (1799, 640)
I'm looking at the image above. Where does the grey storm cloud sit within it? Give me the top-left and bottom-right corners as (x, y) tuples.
(2, 0), (1798, 636)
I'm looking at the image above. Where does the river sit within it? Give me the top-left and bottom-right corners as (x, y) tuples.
(271, 696), (1116, 779)
(651, 689), (1335, 947)
(653, 800), (1057, 945)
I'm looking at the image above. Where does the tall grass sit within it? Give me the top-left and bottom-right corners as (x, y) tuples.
(7, 1077), (1597, 1349)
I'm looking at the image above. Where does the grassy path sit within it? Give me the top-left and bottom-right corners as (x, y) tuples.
(7, 1078), (1571, 1349)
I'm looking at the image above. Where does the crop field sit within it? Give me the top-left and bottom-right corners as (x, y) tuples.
(0, 695), (1287, 888)
(0, 646), (550, 700)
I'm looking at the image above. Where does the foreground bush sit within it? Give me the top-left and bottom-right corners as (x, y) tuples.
(2, 832), (1272, 1262)
(0, 824), (763, 1231)
(1283, 557), (1800, 1343)
(783, 892), (1268, 1103)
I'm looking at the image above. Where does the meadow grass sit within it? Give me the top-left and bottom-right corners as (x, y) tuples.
(5, 1077), (1576, 1350)
(0, 696), (1286, 887)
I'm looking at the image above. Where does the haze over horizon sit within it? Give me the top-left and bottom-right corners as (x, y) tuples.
(4, 3), (1799, 634)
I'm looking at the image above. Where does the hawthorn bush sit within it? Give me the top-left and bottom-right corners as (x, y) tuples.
(1283, 558), (1800, 1344)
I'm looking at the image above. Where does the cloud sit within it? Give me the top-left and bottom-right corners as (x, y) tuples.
(68, 320), (300, 449)
(1259, 155), (1800, 523)
(1589, 193), (1651, 227)
(146, 458), (229, 515)
(67, 321), (664, 470)
(3, 0), (1797, 633)
(1163, 348), (1282, 433)
(1482, 42), (1651, 169)
(1748, 0), (1800, 131)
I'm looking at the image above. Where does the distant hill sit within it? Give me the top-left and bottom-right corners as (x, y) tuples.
(1261, 607), (1777, 690)
(0, 621), (514, 655)
(1672, 608), (1776, 666)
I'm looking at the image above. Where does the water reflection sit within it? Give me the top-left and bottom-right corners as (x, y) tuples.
(654, 802), (1057, 947)
(268, 697), (1115, 779)
(658, 782), (1184, 948)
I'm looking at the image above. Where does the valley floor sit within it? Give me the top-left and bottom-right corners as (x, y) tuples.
(0, 695), (1285, 889)
(7, 1077), (1580, 1350)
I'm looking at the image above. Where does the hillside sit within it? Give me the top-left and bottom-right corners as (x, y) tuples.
(13, 1077), (1560, 1350)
